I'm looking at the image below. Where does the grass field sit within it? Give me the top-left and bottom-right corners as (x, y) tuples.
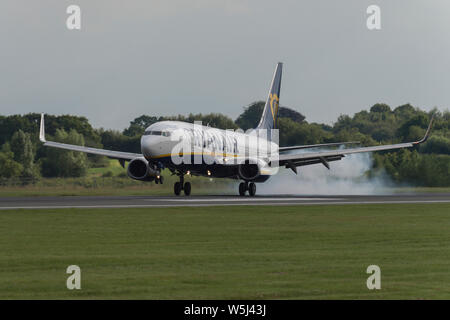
(0, 159), (236, 197)
(0, 204), (449, 299)
(1, 159), (449, 197)
(0, 179), (234, 197)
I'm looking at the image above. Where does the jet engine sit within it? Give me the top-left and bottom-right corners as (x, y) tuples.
(127, 157), (159, 181)
(237, 159), (264, 181)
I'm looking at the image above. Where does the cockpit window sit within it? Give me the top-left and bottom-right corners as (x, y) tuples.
(143, 130), (171, 137)
(144, 130), (160, 136)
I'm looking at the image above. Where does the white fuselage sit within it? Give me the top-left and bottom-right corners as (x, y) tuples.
(140, 121), (279, 179)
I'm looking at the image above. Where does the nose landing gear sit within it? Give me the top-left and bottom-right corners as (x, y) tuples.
(239, 181), (256, 197)
(173, 172), (191, 196)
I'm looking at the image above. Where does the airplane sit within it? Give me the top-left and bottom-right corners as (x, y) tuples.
(39, 62), (434, 196)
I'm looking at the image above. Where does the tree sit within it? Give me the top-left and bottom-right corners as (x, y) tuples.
(420, 135), (450, 155)
(185, 113), (238, 130)
(394, 103), (416, 122)
(123, 115), (159, 137)
(396, 114), (429, 140)
(235, 101), (306, 130)
(41, 129), (88, 177)
(10, 130), (40, 180)
(0, 145), (23, 178)
(99, 129), (141, 153)
(370, 103), (391, 113)
(279, 107), (306, 123)
(235, 102), (264, 130)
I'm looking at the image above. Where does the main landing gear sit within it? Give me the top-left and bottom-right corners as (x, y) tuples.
(174, 172), (191, 196)
(239, 181), (256, 197)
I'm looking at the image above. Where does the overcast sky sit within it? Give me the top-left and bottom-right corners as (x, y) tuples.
(1, 0), (449, 129)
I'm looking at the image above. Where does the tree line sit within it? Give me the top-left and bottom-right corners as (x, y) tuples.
(0, 102), (448, 186)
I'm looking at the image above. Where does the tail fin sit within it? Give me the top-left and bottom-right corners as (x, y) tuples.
(256, 62), (283, 131)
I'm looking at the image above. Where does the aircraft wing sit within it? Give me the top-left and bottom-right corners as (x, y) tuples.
(270, 115), (434, 173)
(279, 141), (360, 152)
(39, 114), (141, 161)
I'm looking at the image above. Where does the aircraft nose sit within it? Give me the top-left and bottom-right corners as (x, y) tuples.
(141, 135), (159, 158)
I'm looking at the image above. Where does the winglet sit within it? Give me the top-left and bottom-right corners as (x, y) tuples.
(39, 113), (46, 143)
(413, 114), (435, 145)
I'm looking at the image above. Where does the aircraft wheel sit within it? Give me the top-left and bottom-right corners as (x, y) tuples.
(239, 182), (246, 196)
(248, 182), (256, 197)
(184, 182), (191, 196)
(159, 176), (164, 184)
(174, 182), (182, 196)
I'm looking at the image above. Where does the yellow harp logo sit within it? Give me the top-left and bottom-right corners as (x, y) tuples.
(269, 93), (279, 123)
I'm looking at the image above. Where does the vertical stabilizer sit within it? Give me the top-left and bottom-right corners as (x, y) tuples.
(256, 62), (283, 131)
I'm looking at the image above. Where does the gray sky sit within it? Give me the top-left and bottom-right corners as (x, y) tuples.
(1, 0), (449, 130)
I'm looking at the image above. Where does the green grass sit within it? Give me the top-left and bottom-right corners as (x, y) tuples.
(0, 179), (233, 197)
(0, 159), (235, 197)
(0, 204), (449, 299)
(0, 159), (448, 197)
(87, 159), (126, 177)
(1, 180), (449, 197)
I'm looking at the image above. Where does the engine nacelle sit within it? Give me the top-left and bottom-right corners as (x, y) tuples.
(237, 159), (263, 181)
(127, 157), (160, 181)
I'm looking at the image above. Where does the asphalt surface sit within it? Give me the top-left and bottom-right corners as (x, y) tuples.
(0, 193), (449, 209)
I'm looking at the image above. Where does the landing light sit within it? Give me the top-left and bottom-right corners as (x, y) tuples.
(207, 170), (211, 176)
(186, 171), (190, 175)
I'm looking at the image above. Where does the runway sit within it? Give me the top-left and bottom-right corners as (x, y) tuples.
(0, 193), (449, 209)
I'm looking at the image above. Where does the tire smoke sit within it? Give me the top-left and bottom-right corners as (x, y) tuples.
(258, 151), (393, 195)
